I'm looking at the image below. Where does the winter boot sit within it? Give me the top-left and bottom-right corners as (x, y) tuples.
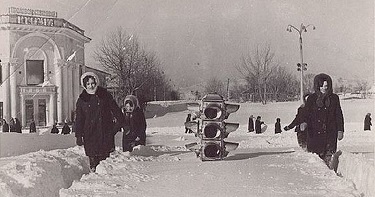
(329, 150), (342, 173)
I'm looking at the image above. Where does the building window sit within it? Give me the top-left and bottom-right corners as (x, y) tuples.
(26, 60), (44, 85)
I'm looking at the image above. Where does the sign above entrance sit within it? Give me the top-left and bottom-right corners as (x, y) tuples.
(8, 7), (57, 18)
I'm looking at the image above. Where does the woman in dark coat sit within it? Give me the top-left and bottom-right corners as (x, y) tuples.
(74, 72), (124, 172)
(303, 73), (344, 169)
(248, 115), (254, 132)
(364, 113), (372, 131)
(122, 95), (147, 152)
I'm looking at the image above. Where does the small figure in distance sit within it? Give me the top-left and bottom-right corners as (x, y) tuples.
(51, 122), (59, 134)
(248, 115), (254, 133)
(29, 119), (36, 133)
(62, 120), (71, 135)
(255, 116), (265, 134)
(364, 113), (372, 131)
(275, 118), (282, 134)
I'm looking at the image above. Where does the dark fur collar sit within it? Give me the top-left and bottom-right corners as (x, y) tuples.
(79, 86), (109, 102)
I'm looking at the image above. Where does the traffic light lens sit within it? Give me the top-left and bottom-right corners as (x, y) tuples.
(204, 124), (220, 138)
(204, 144), (221, 158)
(204, 108), (217, 119)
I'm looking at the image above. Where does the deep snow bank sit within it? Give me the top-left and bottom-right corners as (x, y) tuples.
(338, 152), (375, 197)
(0, 147), (89, 197)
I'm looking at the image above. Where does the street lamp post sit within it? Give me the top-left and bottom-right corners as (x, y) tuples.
(287, 23), (315, 103)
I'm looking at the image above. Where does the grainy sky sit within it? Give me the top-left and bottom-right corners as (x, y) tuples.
(1, 0), (374, 88)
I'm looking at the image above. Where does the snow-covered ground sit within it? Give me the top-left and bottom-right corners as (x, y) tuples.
(0, 99), (374, 197)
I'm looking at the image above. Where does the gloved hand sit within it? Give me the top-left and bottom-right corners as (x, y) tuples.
(337, 131), (344, 140)
(76, 137), (84, 146)
(284, 126), (290, 131)
(300, 122), (307, 131)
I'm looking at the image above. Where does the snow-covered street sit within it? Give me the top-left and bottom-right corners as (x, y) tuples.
(0, 99), (374, 197)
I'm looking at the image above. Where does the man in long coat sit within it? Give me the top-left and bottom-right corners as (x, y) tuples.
(303, 73), (344, 170)
(74, 72), (124, 172)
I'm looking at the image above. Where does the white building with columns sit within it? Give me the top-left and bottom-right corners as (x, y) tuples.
(0, 7), (91, 127)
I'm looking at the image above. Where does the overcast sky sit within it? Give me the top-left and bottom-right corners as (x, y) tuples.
(1, 0), (374, 88)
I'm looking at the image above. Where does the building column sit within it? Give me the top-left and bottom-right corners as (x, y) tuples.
(20, 94), (25, 127)
(1, 61), (11, 122)
(9, 61), (18, 119)
(49, 92), (55, 126)
(67, 64), (74, 122)
(55, 60), (64, 124)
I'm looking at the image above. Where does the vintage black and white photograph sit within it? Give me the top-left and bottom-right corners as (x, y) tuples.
(0, 0), (374, 196)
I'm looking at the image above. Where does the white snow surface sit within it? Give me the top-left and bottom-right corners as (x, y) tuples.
(0, 99), (374, 197)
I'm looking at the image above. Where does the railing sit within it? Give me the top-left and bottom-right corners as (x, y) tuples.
(0, 14), (85, 36)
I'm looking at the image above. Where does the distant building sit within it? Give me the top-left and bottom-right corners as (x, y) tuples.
(0, 7), (93, 127)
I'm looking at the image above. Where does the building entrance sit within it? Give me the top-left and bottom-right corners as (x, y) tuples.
(25, 98), (47, 126)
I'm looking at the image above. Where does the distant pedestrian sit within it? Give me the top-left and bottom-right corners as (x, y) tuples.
(275, 118), (282, 134)
(51, 123), (59, 134)
(62, 120), (71, 135)
(248, 115), (254, 132)
(29, 119), (36, 133)
(284, 93), (310, 150)
(185, 113), (193, 133)
(255, 116), (264, 134)
(10, 118), (21, 133)
(364, 113), (372, 131)
(2, 119), (9, 132)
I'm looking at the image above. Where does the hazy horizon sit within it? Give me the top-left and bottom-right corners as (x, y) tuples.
(1, 0), (374, 89)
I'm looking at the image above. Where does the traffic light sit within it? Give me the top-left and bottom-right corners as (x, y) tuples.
(297, 63), (307, 71)
(185, 93), (240, 161)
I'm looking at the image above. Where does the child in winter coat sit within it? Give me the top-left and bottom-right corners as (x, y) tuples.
(275, 118), (282, 134)
(122, 95), (147, 152)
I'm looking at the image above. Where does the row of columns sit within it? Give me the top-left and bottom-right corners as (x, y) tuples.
(1, 58), (80, 127)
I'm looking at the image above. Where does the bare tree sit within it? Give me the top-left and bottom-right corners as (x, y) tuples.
(94, 28), (163, 102)
(237, 45), (277, 104)
(204, 77), (225, 97)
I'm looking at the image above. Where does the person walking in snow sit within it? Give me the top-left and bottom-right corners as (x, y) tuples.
(255, 116), (264, 134)
(274, 118), (282, 134)
(303, 73), (344, 171)
(248, 115), (255, 132)
(74, 72), (124, 172)
(364, 113), (372, 131)
(121, 95), (147, 152)
(284, 93), (310, 150)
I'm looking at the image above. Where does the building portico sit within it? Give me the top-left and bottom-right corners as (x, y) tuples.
(0, 7), (91, 127)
